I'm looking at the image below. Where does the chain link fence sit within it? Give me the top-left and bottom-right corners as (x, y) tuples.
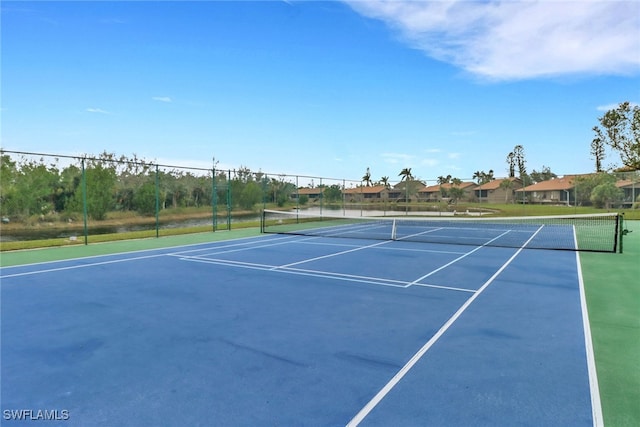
(1, 150), (638, 248)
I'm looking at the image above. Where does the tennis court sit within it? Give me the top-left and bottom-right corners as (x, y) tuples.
(1, 212), (615, 426)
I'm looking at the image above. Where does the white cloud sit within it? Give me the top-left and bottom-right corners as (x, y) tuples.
(152, 96), (172, 103)
(381, 152), (415, 165)
(597, 101), (639, 111)
(420, 158), (439, 167)
(345, 0), (640, 80)
(86, 108), (111, 114)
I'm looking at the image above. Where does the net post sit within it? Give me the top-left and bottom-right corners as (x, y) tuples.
(260, 210), (265, 234)
(617, 213), (624, 254)
(391, 219), (397, 240)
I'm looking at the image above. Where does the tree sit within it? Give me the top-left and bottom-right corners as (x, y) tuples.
(473, 170), (494, 184)
(530, 166), (557, 183)
(437, 175), (452, 185)
(380, 176), (390, 189)
(398, 167), (413, 181)
(362, 167), (372, 187)
(133, 181), (158, 215)
(238, 181), (262, 210)
(506, 152), (516, 178)
(593, 101), (640, 170)
(84, 160), (117, 220)
(591, 131), (606, 172)
(499, 179), (514, 203)
(513, 145), (527, 177)
(448, 178), (465, 204)
(323, 185), (342, 203)
(590, 183), (623, 209)
(574, 173), (616, 206)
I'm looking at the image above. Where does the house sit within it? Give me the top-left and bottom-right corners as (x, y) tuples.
(617, 179), (640, 207)
(343, 185), (390, 202)
(515, 176), (576, 204)
(291, 187), (324, 201)
(475, 178), (522, 203)
(419, 182), (477, 202)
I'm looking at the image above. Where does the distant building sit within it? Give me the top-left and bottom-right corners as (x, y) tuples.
(291, 187), (323, 201)
(475, 178), (522, 203)
(617, 179), (640, 207)
(419, 182), (477, 202)
(515, 175), (577, 204)
(343, 185), (389, 202)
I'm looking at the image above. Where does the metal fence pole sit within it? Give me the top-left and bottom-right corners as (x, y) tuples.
(212, 167), (216, 232)
(227, 169), (231, 230)
(155, 164), (160, 238)
(82, 158), (88, 245)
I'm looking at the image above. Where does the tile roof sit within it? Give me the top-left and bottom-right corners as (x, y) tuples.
(296, 187), (323, 195)
(475, 177), (521, 190)
(616, 179), (640, 189)
(420, 182), (477, 193)
(343, 185), (387, 194)
(517, 176), (576, 192)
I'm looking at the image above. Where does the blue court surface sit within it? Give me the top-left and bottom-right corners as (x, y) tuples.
(1, 231), (602, 426)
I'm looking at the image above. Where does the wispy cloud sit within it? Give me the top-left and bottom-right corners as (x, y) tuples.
(381, 152), (415, 165)
(345, 0), (640, 80)
(86, 107), (111, 114)
(597, 101), (639, 112)
(152, 96), (172, 103)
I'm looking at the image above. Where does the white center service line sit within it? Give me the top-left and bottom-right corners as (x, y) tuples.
(406, 229), (513, 286)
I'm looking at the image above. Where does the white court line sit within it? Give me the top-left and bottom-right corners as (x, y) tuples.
(575, 235), (604, 426)
(295, 239), (468, 255)
(179, 255), (477, 293)
(271, 239), (392, 270)
(0, 253), (168, 278)
(346, 225), (545, 426)
(411, 282), (476, 293)
(167, 235), (298, 256)
(169, 236), (309, 259)
(407, 229), (513, 286)
(396, 226), (443, 241)
(179, 256), (410, 288)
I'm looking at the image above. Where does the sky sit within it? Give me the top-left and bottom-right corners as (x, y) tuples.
(2, 0), (639, 185)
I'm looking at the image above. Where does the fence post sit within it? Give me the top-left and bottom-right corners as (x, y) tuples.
(212, 166), (216, 232)
(227, 169), (231, 230)
(82, 157), (88, 245)
(155, 164), (160, 238)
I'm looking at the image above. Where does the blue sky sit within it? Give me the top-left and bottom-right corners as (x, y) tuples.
(2, 0), (639, 184)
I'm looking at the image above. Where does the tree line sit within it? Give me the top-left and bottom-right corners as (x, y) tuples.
(0, 152), (298, 221)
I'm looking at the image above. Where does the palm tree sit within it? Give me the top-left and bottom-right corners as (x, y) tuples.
(473, 171), (482, 184)
(380, 176), (390, 189)
(398, 167), (413, 181)
(362, 167), (372, 187)
(499, 178), (514, 203)
(437, 174), (452, 185)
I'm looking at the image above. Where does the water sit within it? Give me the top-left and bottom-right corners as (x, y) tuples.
(0, 213), (260, 242)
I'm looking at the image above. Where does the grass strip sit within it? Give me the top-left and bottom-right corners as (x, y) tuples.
(582, 220), (640, 426)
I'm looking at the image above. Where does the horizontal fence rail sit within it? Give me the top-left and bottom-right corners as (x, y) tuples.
(1, 150), (638, 249)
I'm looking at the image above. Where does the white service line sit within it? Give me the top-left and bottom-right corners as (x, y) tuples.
(271, 239), (392, 270)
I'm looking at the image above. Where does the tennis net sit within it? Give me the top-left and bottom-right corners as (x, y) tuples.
(261, 209), (623, 253)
